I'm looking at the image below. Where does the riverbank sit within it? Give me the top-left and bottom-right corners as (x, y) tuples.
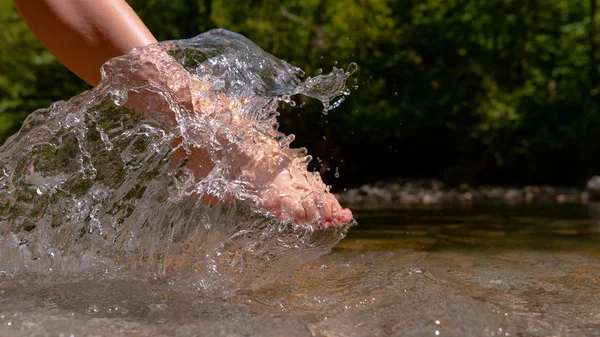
(335, 178), (590, 210)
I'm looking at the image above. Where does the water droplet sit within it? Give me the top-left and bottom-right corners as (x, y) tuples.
(86, 304), (99, 314)
(279, 134), (295, 149)
(322, 136), (327, 140)
(335, 167), (340, 178)
(107, 305), (127, 314)
(347, 63), (358, 76)
(280, 95), (296, 106)
(333, 61), (338, 65)
(353, 85), (359, 90)
(328, 96), (346, 111)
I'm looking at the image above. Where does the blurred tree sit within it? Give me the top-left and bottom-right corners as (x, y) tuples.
(0, 1), (88, 144)
(1, 0), (600, 187)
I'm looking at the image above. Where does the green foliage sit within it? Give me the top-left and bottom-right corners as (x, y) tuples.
(0, 0), (88, 144)
(1, 0), (600, 186)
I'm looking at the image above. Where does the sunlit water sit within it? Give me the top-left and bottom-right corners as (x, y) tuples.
(0, 29), (355, 294)
(1, 28), (599, 336)
(1, 205), (599, 336)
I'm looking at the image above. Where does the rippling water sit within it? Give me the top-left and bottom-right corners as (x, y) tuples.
(1, 205), (599, 336)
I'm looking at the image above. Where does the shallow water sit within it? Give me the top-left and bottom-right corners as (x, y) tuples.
(1, 204), (599, 337)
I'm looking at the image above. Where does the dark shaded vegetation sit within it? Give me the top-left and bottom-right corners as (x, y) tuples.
(1, 0), (599, 188)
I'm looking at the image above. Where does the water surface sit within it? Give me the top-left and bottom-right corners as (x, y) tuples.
(1, 205), (599, 337)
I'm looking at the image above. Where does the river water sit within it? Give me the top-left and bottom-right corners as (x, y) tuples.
(1, 29), (599, 336)
(1, 204), (599, 336)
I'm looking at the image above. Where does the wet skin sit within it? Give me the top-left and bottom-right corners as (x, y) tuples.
(117, 46), (353, 228)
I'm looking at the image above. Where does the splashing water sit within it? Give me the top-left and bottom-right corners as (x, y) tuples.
(0, 29), (356, 294)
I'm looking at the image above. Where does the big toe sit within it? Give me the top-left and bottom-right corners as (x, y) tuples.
(338, 207), (353, 224)
(316, 194), (353, 227)
(323, 193), (351, 225)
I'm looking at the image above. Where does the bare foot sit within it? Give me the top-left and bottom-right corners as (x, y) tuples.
(257, 165), (353, 227)
(114, 46), (353, 227)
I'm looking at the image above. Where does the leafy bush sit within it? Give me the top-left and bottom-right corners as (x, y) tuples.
(2, 0), (599, 187)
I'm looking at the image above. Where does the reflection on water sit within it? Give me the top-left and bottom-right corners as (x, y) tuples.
(1, 205), (599, 337)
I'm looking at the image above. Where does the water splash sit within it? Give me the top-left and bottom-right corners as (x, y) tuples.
(0, 29), (355, 294)
(294, 63), (357, 114)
